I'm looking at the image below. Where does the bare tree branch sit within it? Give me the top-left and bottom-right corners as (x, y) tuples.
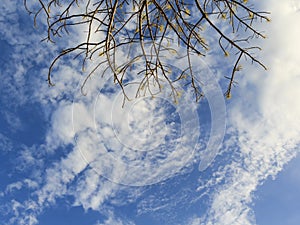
(25, 0), (270, 102)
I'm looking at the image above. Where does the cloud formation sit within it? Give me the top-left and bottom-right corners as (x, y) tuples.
(1, 1), (300, 225)
(192, 1), (300, 224)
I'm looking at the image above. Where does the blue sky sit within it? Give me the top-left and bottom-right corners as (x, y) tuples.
(1, 1), (300, 225)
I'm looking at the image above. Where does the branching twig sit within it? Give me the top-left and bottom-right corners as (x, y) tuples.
(25, 0), (270, 102)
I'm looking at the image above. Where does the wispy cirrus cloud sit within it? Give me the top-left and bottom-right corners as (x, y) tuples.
(190, 1), (300, 224)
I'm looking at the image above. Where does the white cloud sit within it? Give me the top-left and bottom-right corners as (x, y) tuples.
(195, 1), (300, 224)
(2, 1), (300, 225)
(0, 0), (56, 109)
(0, 133), (13, 152)
(188, 217), (202, 225)
(5, 199), (40, 225)
(35, 147), (88, 206)
(45, 101), (76, 149)
(5, 182), (23, 193)
(2, 111), (22, 131)
(94, 210), (135, 225)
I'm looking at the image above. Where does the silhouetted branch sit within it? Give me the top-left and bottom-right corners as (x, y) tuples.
(25, 0), (270, 102)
